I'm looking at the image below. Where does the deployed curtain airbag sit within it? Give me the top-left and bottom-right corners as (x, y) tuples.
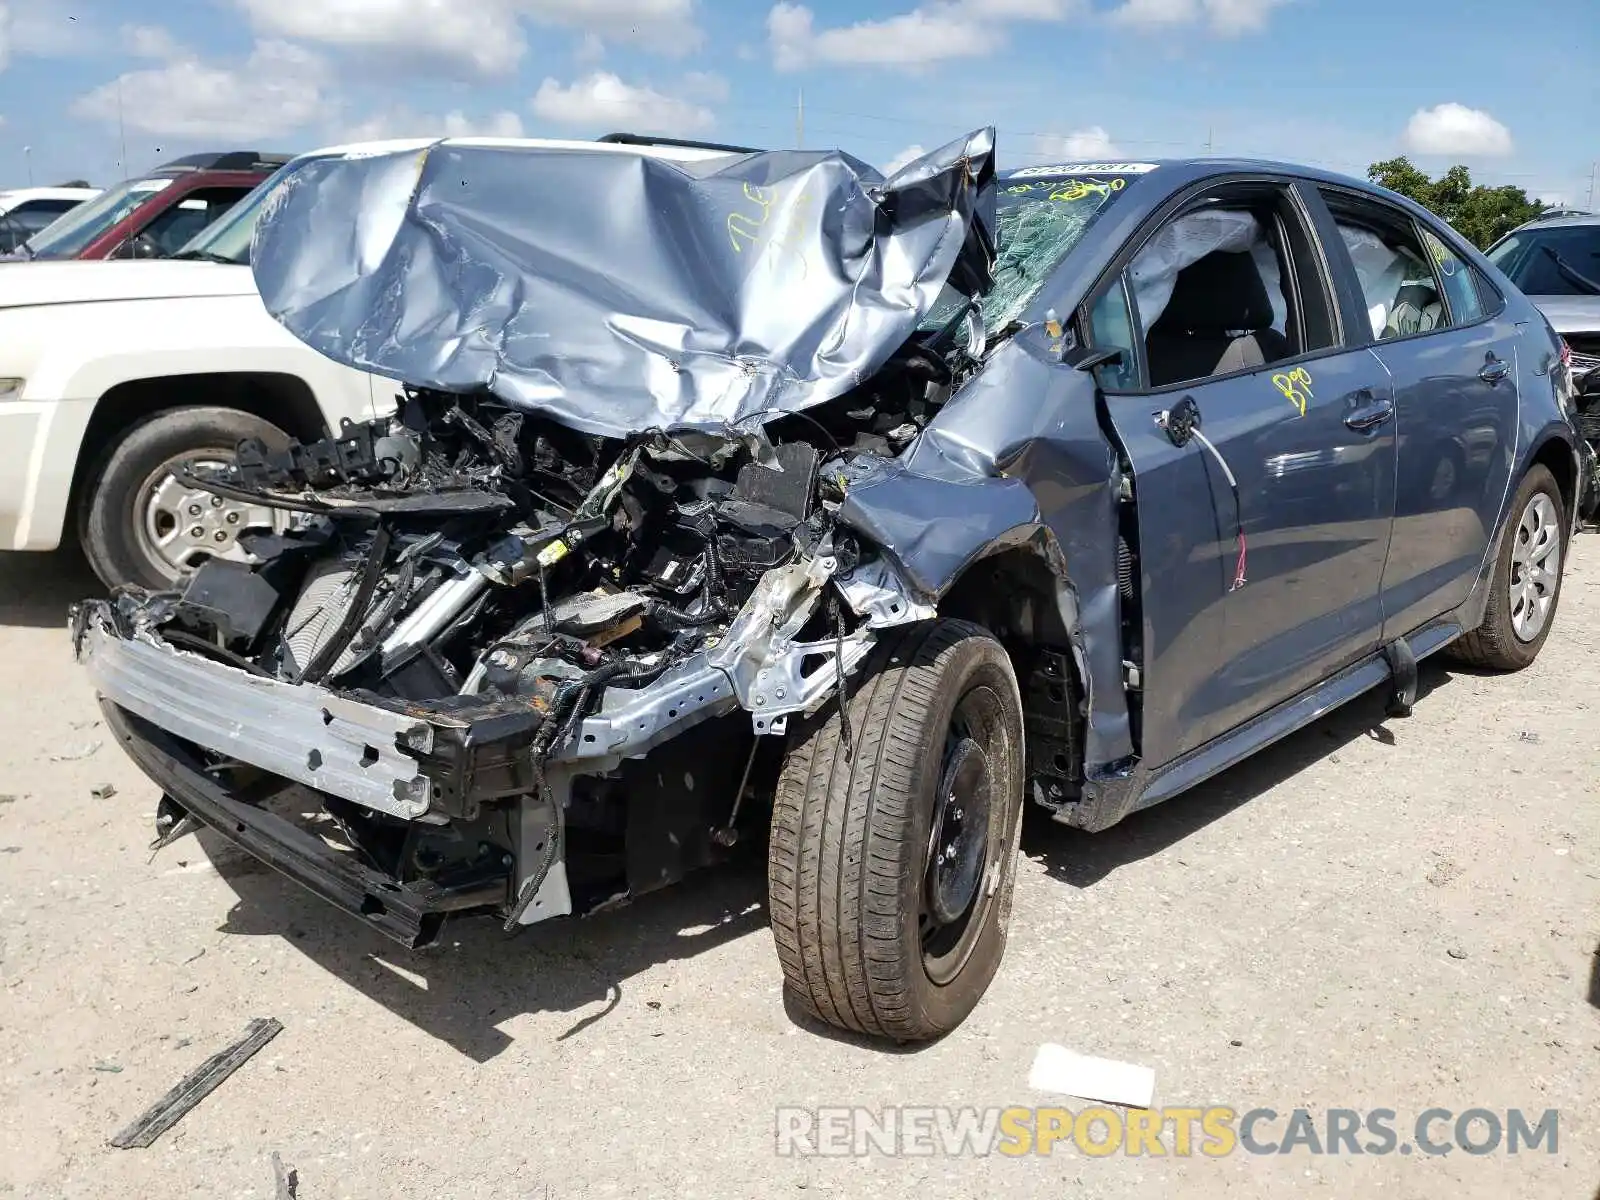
(1131, 208), (1286, 333)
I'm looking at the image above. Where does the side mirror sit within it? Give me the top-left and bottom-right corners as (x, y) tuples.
(1065, 345), (1124, 373)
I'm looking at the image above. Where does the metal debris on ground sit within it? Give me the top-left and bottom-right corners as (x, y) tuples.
(90, 784), (116, 800)
(271, 1151), (299, 1200)
(1519, 731), (1542, 744)
(50, 739), (102, 761)
(1447, 947), (1468, 960)
(108, 1018), (284, 1149)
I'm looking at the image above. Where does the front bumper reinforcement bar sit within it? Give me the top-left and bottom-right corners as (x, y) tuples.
(101, 703), (506, 948)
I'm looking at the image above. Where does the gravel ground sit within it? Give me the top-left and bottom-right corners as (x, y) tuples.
(1, 541), (1596, 1200)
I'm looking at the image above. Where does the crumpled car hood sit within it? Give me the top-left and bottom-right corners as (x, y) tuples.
(251, 129), (996, 438)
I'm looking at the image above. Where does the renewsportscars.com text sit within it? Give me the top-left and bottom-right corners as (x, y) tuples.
(774, 1106), (1559, 1158)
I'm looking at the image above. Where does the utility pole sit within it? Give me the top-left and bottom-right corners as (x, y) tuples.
(1205, 126), (1214, 156)
(117, 77), (128, 178)
(23, 146), (31, 186)
(1589, 161), (1596, 212)
(796, 88), (804, 150)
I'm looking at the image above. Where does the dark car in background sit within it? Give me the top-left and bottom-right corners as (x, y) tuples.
(0, 186), (100, 254)
(1487, 213), (1600, 433)
(9, 151), (289, 262)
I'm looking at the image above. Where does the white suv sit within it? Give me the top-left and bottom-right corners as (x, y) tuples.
(0, 137), (740, 590)
(0, 164), (380, 589)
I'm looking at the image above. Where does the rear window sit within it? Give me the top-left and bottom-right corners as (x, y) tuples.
(1486, 225), (1600, 297)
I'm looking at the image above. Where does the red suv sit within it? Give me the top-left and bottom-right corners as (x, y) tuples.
(12, 151), (290, 261)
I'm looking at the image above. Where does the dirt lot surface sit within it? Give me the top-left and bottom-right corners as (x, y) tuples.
(1, 542), (1596, 1200)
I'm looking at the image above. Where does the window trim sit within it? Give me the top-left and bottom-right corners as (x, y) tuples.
(1316, 183), (1504, 347)
(1078, 173), (1349, 397)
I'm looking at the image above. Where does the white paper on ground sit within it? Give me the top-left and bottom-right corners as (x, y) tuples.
(1028, 1044), (1156, 1110)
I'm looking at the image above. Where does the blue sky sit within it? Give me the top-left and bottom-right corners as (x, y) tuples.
(0, 0), (1593, 204)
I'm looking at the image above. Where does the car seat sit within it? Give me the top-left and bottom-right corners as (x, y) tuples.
(1145, 250), (1291, 387)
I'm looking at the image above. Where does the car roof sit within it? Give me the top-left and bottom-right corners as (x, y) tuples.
(999, 156), (1377, 188)
(1510, 213), (1600, 231)
(0, 186), (101, 205)
(291, 135), (740, 166)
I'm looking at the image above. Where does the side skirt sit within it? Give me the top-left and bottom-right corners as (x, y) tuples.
(1114, 619), (1464, 817)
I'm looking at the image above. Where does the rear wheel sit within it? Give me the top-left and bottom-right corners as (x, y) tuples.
(767, 619), (1026, 1042)
(78, 406), (292, 591)
(1449, 464), (1566, 671)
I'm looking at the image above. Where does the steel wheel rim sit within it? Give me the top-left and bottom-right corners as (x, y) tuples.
(920, 686), (1004, 986)
(133, 454), (287, 582)
(1508, 492), (1560, 643)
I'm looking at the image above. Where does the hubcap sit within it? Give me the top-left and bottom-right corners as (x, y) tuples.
(134, 455), (286, 581)
(1508, 492), (1561, 642)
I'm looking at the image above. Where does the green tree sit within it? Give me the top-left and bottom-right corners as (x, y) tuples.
(1366, 156), (1545, 249)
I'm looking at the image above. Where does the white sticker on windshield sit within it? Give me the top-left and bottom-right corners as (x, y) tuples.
(1010, 162), (1158, 178)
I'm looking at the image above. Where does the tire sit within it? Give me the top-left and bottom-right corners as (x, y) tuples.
(1448, 464), (1567, 671)
(767, 619), (1026, 1042)
(78, 406), (292, 591)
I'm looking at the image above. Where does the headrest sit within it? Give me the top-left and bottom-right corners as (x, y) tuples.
(1154, 250), (1275, 333)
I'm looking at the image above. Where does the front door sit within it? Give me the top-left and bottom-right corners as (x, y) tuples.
(1088, 180), (1397, 769)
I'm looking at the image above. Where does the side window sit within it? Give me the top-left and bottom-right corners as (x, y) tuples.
(1321, 190), (1454, 342)
(116, 186), (253, 258)
(1419, 227), (1484, 326)
(1086, 278), (1139, 391)
(1099, 191), (1336, 391)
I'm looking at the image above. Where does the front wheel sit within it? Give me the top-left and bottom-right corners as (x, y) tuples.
(1448, 464), (1567, 671)
(78, 406), (292, 591)
(767, 619), (1026, 1042)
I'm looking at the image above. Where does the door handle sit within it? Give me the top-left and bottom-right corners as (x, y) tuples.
(1479, 354), (1511, 384)
(1344, 397), (1395, 432)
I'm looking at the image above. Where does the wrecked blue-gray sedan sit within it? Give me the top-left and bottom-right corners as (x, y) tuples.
(74, 130), (1585, 1041)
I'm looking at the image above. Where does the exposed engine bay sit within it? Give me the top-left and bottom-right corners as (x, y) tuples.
(73, 318), (981, 942)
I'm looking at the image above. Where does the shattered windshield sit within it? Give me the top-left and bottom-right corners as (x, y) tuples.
(921, 172), (1133, 336)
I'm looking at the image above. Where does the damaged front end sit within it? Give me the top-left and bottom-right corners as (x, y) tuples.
(75, 130), (1004, 947)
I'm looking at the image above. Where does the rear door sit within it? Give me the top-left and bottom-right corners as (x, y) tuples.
(1085, 177), (1397, 767)
(1315, 187), (1520, 638)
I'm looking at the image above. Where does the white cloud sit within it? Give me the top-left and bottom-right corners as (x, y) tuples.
(531, 72), (714, 135)
(1106, 0), (1285, 35)
(339, 107), (527, 142)
(1402, 103), (1513, 157)
(71, 41), (329, 140)
(10, 0), (104, 57)
(962, 0), (1079, 16)
(1198, 0), (1285, 33)
(883, 143), (926, 174)
(574, 32), (606, 63)
(123, 24), (185, 60)
(236, 0), (525, 75)
(768, 3), (1002, 71)
(235, 0), (700, 76)
(1032, 126), (1118, 159)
